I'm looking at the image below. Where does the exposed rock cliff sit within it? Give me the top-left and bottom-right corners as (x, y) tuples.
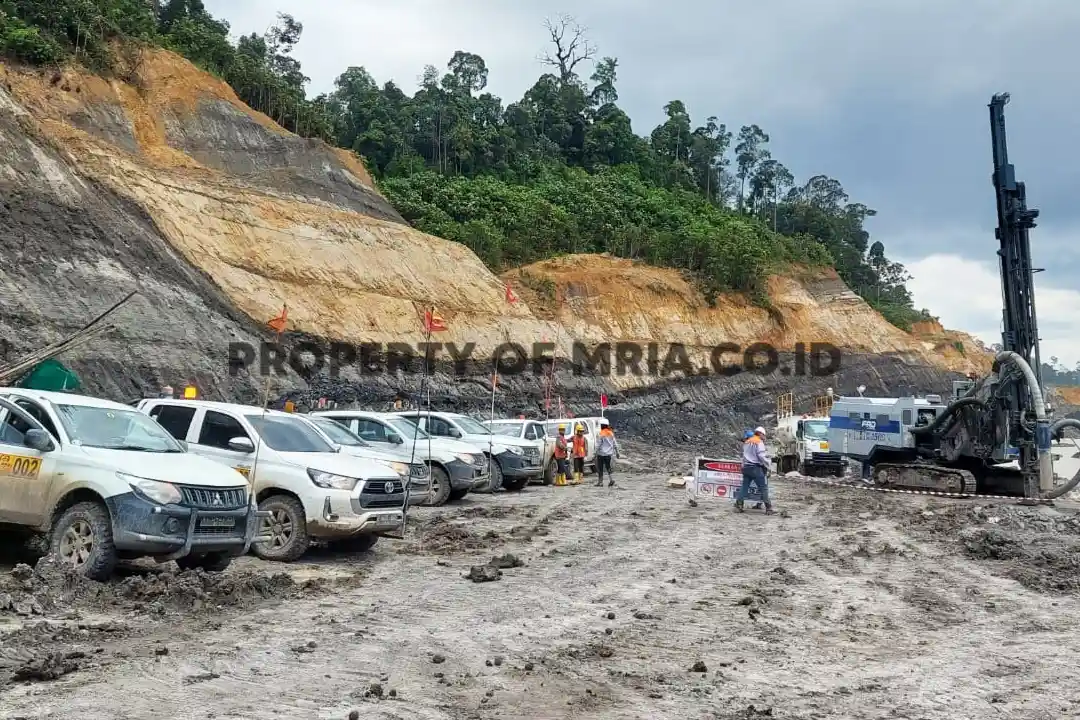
(0, 48), (988, 437)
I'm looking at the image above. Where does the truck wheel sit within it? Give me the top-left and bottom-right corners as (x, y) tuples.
(448, 488), (469, 501)
(176, 552), (232, 572)
(336, 534), (379, 553)
(253, 495), (310, 562)
(423, 467), (452, 507)
(50, 501), (118, 581)
(486, 457), (504, 492)
(542, 461), (555, 485)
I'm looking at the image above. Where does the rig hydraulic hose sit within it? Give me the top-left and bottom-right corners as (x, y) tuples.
(1041, 418), (1080, 500)
(993, 351), (1053, 494)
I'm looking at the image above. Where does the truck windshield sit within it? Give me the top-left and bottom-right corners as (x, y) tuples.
(308, 417), (367, 447)
(486, 423), (522, 437)
(56, 405), (184, 452)
(453, 416), (492, 435)
(803, 420), (829, 439)
(245, 415), (335, 453)
(385, 417), (430, 440)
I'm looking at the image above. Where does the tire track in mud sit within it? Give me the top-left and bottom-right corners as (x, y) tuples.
(5, 473), (1080, 719)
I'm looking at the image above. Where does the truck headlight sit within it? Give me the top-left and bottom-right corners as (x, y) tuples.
(386, 461), (410, 476)
(455, 453), (475, 464)
(307, 468), (361, 491)
(120, 472), (182, 505)
(503, 446), (523, 456)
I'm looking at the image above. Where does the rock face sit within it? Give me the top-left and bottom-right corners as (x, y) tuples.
(0, 48), (992, 429)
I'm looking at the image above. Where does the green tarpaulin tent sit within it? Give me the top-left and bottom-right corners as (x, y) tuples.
(16, 359), (81, 392)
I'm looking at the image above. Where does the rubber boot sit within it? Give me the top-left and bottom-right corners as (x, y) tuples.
(555, 473), (564, 486)
(608, 477), (615, 487)
(595, 472), (603, 487)
(574, 471), (583, 485)
(764, 503), (775, 516)
(734, 498), (745, 513)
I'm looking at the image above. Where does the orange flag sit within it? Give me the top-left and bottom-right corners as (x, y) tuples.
(505, 284), (519, 303)
(423, 308), (448, 332)
(268, 304), (288, 334)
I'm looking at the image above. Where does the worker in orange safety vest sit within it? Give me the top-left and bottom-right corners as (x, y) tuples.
(570, 423), (588, 485)
(553, 424), (569, 486)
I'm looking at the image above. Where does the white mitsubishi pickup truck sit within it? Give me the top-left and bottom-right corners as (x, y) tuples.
(136, 399), (407, 561)
(0, 389), (261, 580)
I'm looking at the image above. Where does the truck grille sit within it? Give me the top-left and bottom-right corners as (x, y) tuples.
(358, 479), (406, 509)
(180, 486), (247, 509)
(523, 447), (540, 459)
(811, 452), (844, 465)
(409, 463), (428, 478)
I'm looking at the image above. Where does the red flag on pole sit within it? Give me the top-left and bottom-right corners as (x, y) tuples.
(600, 393), (608, 409)
(423, 308), (448, 332)
(267, 304), (288, 334)
(505, 284), (519, 304)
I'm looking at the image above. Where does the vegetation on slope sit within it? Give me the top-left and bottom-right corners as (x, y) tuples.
(1, 1), (931, 328)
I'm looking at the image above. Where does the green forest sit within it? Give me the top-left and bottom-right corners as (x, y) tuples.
(0, 0), (931, 328)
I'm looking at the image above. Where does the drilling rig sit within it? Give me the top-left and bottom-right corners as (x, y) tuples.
(829, 93), (1080, 501)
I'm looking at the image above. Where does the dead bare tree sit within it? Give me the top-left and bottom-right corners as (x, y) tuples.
(538, 14), (597, 84)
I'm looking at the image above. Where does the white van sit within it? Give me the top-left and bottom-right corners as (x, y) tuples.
(0, 389), (260, 580)
(136, 399), (406, 561)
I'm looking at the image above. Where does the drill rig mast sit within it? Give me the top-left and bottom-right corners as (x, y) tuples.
(829, 94), (1070, 500)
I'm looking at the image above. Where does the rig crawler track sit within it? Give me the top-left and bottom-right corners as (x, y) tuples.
(871, 463), (977, 495)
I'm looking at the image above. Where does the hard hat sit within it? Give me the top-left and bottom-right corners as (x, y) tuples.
(600, 419), (610, 428)
(575, 423), (584, 432)
(754, 426), (766, 436)
(557, 424), (566, 431)
(743, 430), (753, 439)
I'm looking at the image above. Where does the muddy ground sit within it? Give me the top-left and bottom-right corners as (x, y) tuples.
(3, 446), (1080, 719)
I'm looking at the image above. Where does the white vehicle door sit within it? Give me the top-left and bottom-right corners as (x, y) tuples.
(0, 396), (62, 525)
(354, 417), (401, 453)
(189, 408), (259, 481)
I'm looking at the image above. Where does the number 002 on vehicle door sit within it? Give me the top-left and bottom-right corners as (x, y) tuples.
(0, 453), (42, 478)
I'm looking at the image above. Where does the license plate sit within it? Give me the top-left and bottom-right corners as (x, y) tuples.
(0, 453), (41, 479)
(199, 516), (235, 528)
(377, 515), (401, 526)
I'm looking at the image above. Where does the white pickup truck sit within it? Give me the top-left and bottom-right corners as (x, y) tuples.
(0, 388), (261, 580)
(136, 399), (407, 561)
(484, 418), (555, 485)
(311, 410), (489, 505)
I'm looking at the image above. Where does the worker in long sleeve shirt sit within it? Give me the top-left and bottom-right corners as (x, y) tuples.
(737, 426), (774, 514)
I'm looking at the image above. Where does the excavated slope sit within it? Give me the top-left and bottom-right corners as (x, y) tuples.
(0, 48), (985, 425)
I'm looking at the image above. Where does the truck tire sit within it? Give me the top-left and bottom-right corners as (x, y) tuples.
(176, 552), (232, 572)
(542, 460), (555, 485)
(424, 466), (452, 507)
(448, 488), (470, 501)
(336, 534), (379, 553)
(253, 495), (310, 562)
(50, 501), (118, 581)
(486, 457), (504, 492)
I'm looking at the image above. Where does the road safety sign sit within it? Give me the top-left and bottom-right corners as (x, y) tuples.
(690, 456), (761, 503)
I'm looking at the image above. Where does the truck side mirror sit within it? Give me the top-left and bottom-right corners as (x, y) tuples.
(387, 433), (403, 444)
(24, 429), (53, 452)
(448, 427), (461, 438)
(228, 436), (255, 453)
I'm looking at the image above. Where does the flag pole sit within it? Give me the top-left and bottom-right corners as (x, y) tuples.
(250, 303), (286, 488)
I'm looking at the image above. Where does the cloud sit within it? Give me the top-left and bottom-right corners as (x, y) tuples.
(903, 253), (1080, 368)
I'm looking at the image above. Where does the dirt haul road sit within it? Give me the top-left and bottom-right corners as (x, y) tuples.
(3, 445), (1080, 720)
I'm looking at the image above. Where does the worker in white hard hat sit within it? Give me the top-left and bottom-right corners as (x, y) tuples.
(737, 426), (774, 514)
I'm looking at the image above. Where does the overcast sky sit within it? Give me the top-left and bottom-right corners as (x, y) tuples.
(206, 0), (1080, 366)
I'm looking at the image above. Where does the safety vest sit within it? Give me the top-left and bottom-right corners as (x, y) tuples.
(572, 434), (587, 458)
(554, 435), (568, 459)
